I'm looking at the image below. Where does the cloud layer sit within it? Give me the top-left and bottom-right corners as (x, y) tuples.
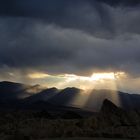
(0, 0), (140, 92)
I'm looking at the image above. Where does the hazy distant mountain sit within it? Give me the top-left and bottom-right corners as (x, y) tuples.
(24, 87), (59, 103)
(0, 81), (42, 101)
(47, 87), (82, 106)
(47, 88), (140, 111)
(0, 81), (140, 112)
(84, 90), (123, 111)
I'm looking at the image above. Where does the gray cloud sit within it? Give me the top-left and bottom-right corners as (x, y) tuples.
(0, 1), (140, 78)
(0, 0), (139, 37)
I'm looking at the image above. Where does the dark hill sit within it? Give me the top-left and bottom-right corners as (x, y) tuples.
(0, 81), (42, 101)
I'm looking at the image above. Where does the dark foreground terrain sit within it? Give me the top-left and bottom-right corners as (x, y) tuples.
(1, 99), (140, 140)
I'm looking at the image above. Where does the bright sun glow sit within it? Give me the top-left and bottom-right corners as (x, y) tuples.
(63, 72), (127, 82)
(91, 72), (115, 81)
(28, 72), (49, 79)
(27, 71), (127, 108)
(28, 71), (126, 81)
(27, 71), (127, 91)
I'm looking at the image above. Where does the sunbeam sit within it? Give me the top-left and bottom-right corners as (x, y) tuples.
(68, 72), (125, 110)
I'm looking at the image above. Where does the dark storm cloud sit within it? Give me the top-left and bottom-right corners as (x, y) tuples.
(0, 0), (140, 77)
(0, 0), (139, 17)
(0, 16), (140, 76)
(0, 0), (140, 31)
(98, 0), (140, 6)
(0, 0), (111, 37)
(0, 0), (139, 37)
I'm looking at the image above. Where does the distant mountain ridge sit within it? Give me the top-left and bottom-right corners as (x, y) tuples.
(0, 81), (140, 112)
(0, 81), (42, 101)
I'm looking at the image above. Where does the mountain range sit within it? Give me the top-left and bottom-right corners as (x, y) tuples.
(0, 81), (140, 112)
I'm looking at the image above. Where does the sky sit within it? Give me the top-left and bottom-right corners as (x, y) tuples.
(0, 0), (140, 93)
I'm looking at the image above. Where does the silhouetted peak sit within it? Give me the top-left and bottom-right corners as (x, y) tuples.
(0, 81), (22, 86)
(0, 81), (25, 91)
(61, 87), (81, 94)
(103, 99), (118, 107)
(42, 87), (58, 93)
(0, 81), (12, 84)
(32, 84), (40, 88)
(100, 99), (119, 113)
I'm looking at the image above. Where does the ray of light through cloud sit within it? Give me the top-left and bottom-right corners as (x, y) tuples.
(23, 71), (127, 108)
(0, 0), (140, 110)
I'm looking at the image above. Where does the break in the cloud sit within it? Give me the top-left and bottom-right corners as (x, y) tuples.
(0, 0), (140, 92)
